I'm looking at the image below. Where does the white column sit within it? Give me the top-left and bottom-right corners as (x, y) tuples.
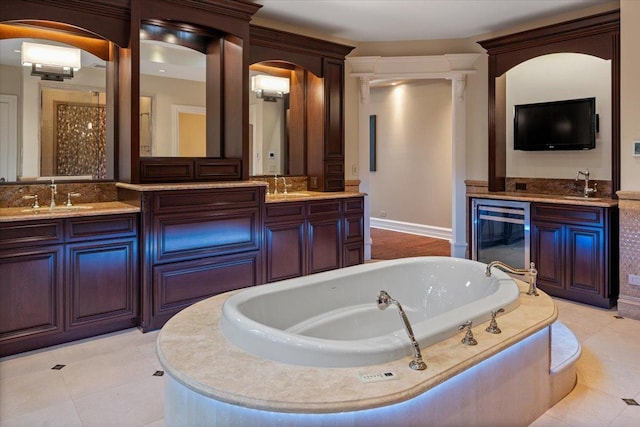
(358, 76), (373, 260)
(450, 73), (468, 258)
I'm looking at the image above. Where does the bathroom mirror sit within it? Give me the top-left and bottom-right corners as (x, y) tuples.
(0, 24), (113, 182)
(139, 24), (207, 158)
(249, 62), (306, 177)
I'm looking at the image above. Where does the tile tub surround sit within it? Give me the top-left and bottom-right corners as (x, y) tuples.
(157, 280), (559, 425)
(617, 191), (640, 320)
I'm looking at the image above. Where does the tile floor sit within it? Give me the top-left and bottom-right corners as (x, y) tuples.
(1, 297), (639, 426)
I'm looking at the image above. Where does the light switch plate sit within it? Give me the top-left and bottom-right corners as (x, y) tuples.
(634, 140), (640, 157)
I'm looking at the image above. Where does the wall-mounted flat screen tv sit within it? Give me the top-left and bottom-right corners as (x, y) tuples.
(514, 97), (598, 151)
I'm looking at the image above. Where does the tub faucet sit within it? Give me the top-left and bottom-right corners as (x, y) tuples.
(576, 169), (597, 197)
(376, 290), (427, 371)
(485, 261), (538, 296)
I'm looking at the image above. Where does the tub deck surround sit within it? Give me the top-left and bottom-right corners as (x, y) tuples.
(220, 257), (521, 368)
(157, 277), (557, 414)
(0, 201), (140, 222)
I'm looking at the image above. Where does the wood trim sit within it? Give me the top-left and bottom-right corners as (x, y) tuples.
(478, 10), (620, 195)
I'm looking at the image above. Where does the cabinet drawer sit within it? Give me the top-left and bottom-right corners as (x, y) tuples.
(308, 200), (341, 218)
(265, 202), (305, 223)
(154, 209), (260, 263)
(532, 203), (604, 227)
(344, 197), (364, 213)
(153, 188), (260, 214)
(66, 214), (137, 242)
(0, 220), (63, 248)
(153, 252), (259, 316)
(344, 213), (364, 242)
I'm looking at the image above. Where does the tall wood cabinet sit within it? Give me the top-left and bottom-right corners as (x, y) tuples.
(249, 26), (355, 191)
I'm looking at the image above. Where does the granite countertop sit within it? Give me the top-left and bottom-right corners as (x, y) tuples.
(156, 280), (557, 414)
(0, 201), (140, 222)
(266, 190), (365, 203)
(469, 192), (618, 207)
(116, 181), (268, 192)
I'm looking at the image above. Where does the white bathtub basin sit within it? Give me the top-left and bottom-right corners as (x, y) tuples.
(220, 256), (520, 367)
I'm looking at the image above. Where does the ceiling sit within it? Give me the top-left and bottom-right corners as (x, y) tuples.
(253, 0), (609, 42)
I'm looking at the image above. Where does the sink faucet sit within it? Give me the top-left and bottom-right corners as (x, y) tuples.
(48, 179), (57, 208)
(281, 176), (289, 194)
(273, 173), (278, 195)
(377, 290), (427, 370)
(486, 261), (538, 296)
(576, 169), (597, 198)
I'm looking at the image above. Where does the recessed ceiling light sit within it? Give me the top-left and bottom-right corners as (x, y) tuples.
(159, 69), (166, 73)
(13, 49), (21, 53)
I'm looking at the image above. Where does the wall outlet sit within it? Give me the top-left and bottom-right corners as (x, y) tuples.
(352, 164), (358, 175)
(515, 183), (527, 191)
(379, 211), (387, 218)
(629, 274), (640, 286)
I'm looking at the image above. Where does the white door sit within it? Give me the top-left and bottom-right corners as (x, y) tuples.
(0, 94), (18, 181)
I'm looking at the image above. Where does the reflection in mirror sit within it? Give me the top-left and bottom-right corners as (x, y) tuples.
(140, 96), (153, 156)
(0, 27), (111, 182)
(249, 63), (298, 176)
(139, 27), (207, 157)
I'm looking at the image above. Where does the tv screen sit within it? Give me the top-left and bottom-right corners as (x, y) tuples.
(514, 97), (597, 151)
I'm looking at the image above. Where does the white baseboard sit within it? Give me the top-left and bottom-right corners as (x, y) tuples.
(370, 217), (452, 241)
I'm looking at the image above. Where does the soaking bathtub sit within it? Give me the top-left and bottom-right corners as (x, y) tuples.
(220, 256), (521, 367)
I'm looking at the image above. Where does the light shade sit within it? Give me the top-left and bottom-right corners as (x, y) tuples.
(21, 42), (81, 71)
(251, 75), (290, 95)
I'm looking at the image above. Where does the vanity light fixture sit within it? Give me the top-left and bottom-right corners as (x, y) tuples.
(21, 42), (81, 81)
(251, 75), (289, 102)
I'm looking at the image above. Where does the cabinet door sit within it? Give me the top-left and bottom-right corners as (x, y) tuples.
(308, 217), (342, 274)
(531, 221), (564, 291)
(66, 239), (138, 330)
(0, 246), (63, 354)
(566, 225), (604, 296)
(265, 221), (305, 282)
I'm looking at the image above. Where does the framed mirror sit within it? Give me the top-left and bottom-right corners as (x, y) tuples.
(0, 23), (113, 183)
(249, 62), (307, 177)
(140, 24), (207, 157)
(139, 22), (209, 158)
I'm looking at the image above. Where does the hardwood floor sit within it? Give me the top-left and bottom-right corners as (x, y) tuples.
(370, 227), (451, 260)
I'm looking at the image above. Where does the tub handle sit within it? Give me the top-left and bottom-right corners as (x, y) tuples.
(485, 308), (505, 334)
(459, 321), (478, 346)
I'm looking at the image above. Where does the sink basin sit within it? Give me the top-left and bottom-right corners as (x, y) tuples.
(21, 205), (94, 213)
(563, 196), (601, 201)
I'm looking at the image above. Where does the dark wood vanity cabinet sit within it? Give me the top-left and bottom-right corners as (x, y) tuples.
(264, 196), (364, 283)
(0, 214), (139, 357)
(130, 186), (265, 331)
(531, 203), (618, 308)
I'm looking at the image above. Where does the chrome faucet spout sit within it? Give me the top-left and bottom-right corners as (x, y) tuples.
(486, 261), (538, 296)
(576, 169), (597, 197)
(48, 179), (57, 208)
(377, 290), (427, 370)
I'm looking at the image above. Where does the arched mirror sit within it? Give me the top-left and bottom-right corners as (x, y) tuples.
(0, 22), (113, 182)
(139, 21), (208, 158)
